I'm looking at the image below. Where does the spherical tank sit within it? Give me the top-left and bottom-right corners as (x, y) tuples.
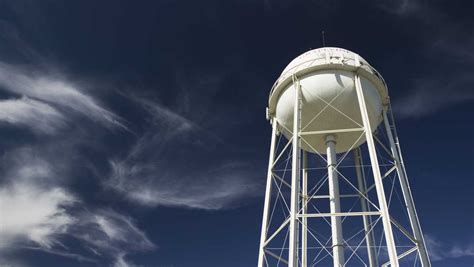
(268, 47), (389, 154)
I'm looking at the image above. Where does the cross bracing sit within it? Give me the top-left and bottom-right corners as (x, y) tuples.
(258, 71), (431, 267)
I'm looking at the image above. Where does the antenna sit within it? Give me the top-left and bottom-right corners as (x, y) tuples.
(321, 30), (326, 46)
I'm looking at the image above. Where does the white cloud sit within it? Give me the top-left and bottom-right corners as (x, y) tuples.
(0, 62), (125, 129)
(1, 145), (64, 186)
(0, 96), (66, 134)
(96, 215), (122, 240)
(425, 234), (474, 261)
(0, 182), (76, 250)
(0, 84), (150, 263)
(0, 146), (155, 265)
(114, 254), (133, 267)
(0, 181), (155, 264)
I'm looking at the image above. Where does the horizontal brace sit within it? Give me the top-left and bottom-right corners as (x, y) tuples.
(310, 194), (360, 199)
(298, 211), (381, 218)
(299, 127), (364, 136)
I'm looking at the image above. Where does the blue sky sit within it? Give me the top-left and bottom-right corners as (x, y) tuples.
(0, 0), (472, 266)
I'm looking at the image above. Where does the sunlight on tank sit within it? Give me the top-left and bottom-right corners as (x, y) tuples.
(268, 47), (389, 154)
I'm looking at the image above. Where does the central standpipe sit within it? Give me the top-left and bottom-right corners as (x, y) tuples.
(326, 135), (345, 267)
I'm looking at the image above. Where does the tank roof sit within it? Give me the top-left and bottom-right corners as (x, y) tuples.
(268, 47), (389, 117)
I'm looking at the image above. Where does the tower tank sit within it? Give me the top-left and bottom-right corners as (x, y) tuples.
(268, 47), (389, 154)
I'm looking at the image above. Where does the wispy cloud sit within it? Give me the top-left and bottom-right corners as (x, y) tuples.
(0, 17), (127, 132)
(105, 98), (262, 210)
(0, 96), (66, 134)
(108, 160), (261, 210)
(0, 143), (155, 265)
(372, 0), (418, 15)
(0, 35), (148, 261)
(425, 234), (474, 261)
(0, 181), (155, 264)
(0, 62), (126, 130)
(113, 254), (134, 267)
(393, 74), (474, 118)
(69, 209), (156, 263)
(0, 256), (30, 267)
(374, 0), (474, 118)
(432, 36), (474, 63)
(0, 144), (76, 186)
(0, 19), (44, 63)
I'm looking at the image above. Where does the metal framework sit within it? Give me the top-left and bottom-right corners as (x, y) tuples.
(258, 62), (431, 267)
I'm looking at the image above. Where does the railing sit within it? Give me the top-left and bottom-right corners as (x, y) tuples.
(268, 51), (387, 101)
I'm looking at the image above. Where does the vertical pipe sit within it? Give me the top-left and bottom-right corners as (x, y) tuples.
(383, 110), (431, 266)
(258, 120), (279, 267)
(326, 135), (345, 267)
(354, 148), (378, 267)
(288, 80), (301, 267)
(354, 68), (399, 266)
(301, 151), (308, 267)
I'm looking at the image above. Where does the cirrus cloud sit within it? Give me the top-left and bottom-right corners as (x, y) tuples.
(105, 97), (262, 210)
(0, 96), (67, 134)
(0, 62), (126, 130)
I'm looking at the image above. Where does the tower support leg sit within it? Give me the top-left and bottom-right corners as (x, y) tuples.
(354, 63), (399, 266)
(383, 110), (431, 267)
(301, 151), (308, 267)
(257, 120), (278, 267)
(326, 135), (345, 267)
(288, 79), (301, 267)
(354, 148), (378, 267)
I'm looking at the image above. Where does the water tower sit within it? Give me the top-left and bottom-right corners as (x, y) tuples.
(258, 47), (431, 267)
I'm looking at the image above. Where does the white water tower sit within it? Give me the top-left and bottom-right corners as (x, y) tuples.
(258, 47), (431, 267)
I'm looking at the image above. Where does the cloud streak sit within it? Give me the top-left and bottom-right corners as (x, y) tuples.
(0, 62), (126, 130)
(69, 209), (156, 264)
(0, 96), (66, 134)
(372, 0), (418, 15)
(105, 98), (262, 210)
(393, 74), (474, 118)
(425, 234), (474, 261)
(108, 160), (261, 210)
(375, 0), (474, 118)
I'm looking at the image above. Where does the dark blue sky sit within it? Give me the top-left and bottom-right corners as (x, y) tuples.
(0, 0), (472, 266)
